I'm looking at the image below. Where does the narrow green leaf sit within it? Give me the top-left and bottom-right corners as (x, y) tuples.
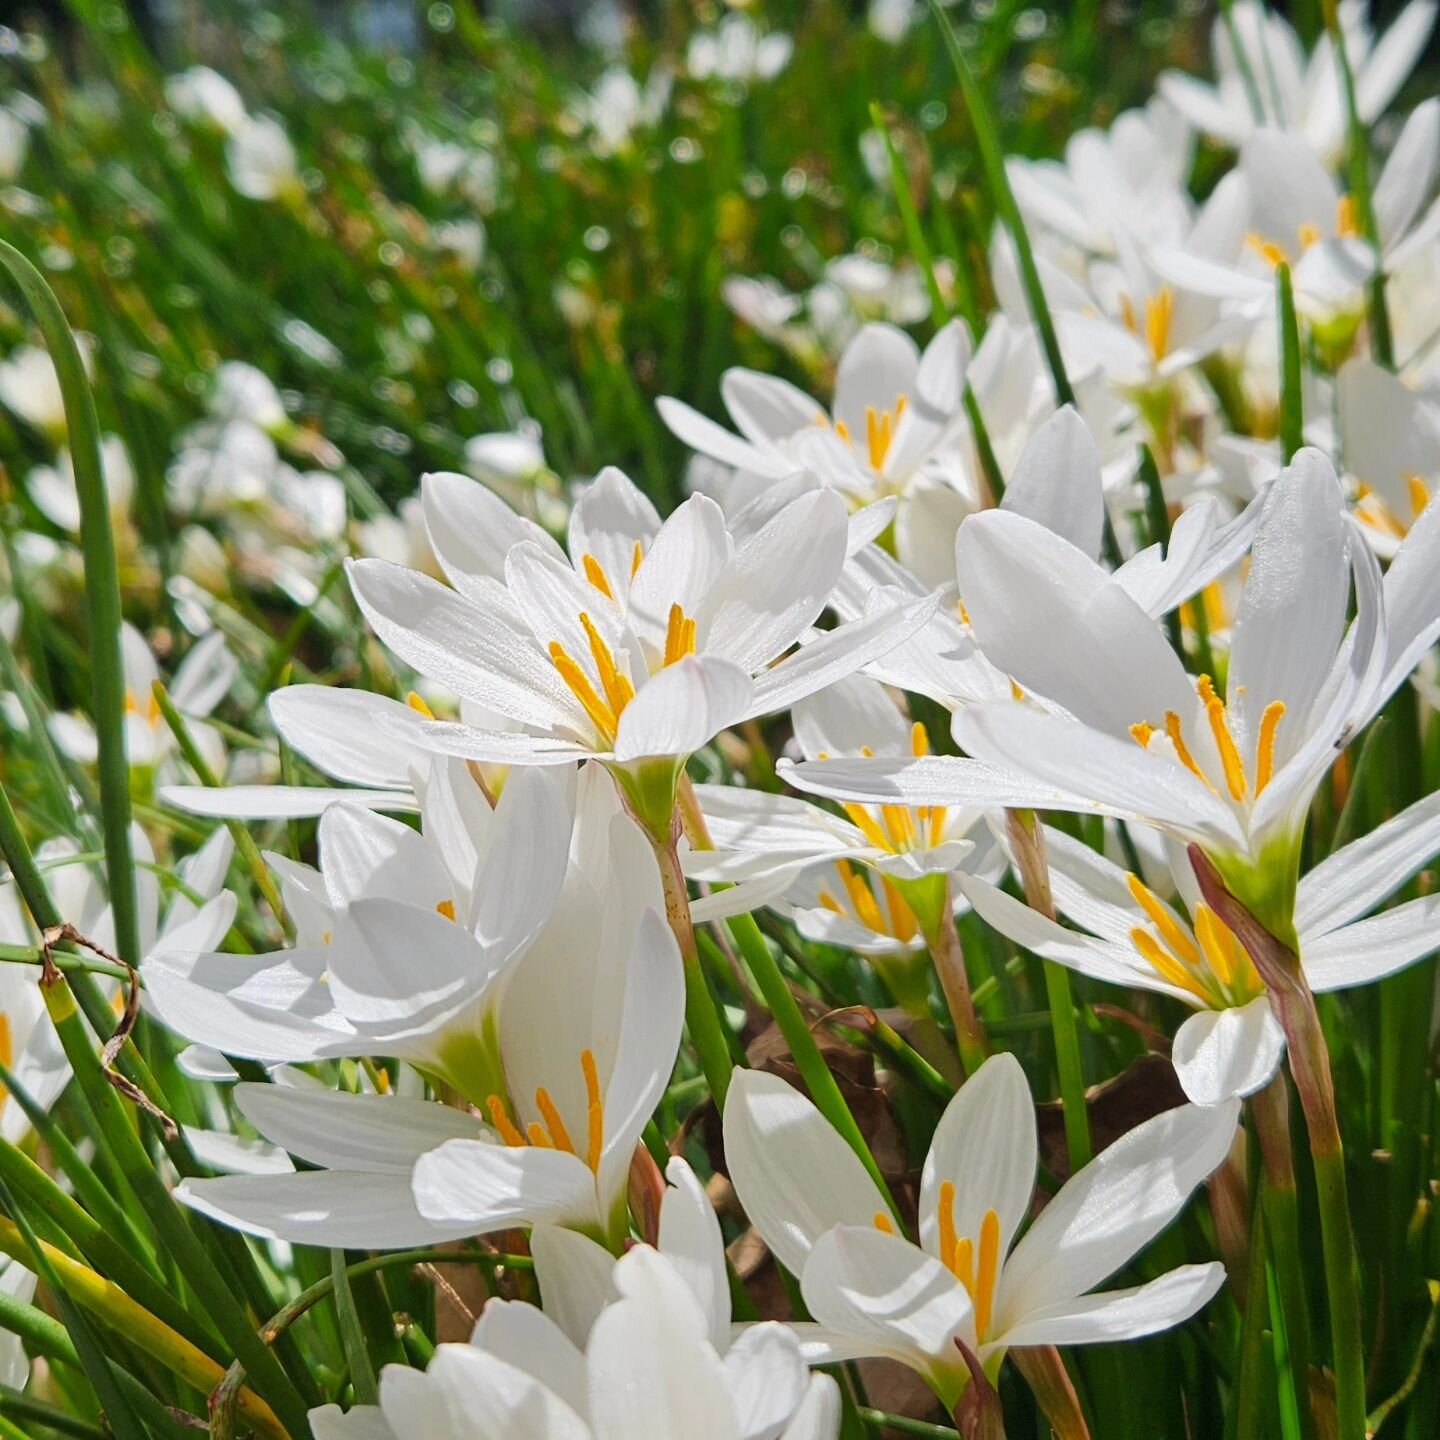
(331, 1250), (379, 1406)
(1276, 263), (1304, 462)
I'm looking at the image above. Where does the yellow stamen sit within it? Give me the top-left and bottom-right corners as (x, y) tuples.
(1255, 700), (1286, 795)
(1, 1013), (14, 1109)
(881, 877), (919, 944)
(1198, 675), (1246, 802)
(486, 1095), (526, 1148)
(1126, 874), (1201, 967)
(582, 1048), (604, 1173)
(550, 641), (618, 744)
(1145, 287), (1174, 362)
(1130, 721), (1155, 748)
(526, 1122), (555, 1149)
(1164, 711), (1215, 793)
(938, 1180), (960, 1276)
(975, 1208), (1001, 1340)
(123, 688), (139, 716)
(1336, 193), (1359, 239)
(1406, 473), (1430, 520)
(406, 690), (435, 719)
(1009, 678), (1025, 702)
(843, 802), (894, 853)
(881, 804), (916, 850)
(1246, 233), (1286, 268)
(1120, 292), (1138, 335)
(1297, 221), (1321, 251)
(1194, 904), (1238, 989)
(873, 1211), (896, 1235)
(535, 1086), (576, 1154)
(953, 1237), (975, 1295)
(911, 722), (929, 758)
(834, 418), (851, 445)
(929, 804), (947, 849)
(1131, 927), (1211, 1004)
(579, 612), (635, 717)
(837, 859), (887, 935)
(818, 891), (844, 913)
(435, 899), (456, 921)
(582, 553), (615, 598)
(631, 540), (645, 578)
(374, 1067), (391, 1094)
(663, 603), (698, 668)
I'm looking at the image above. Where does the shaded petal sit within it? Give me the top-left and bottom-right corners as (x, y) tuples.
(612, 656), (753, 762)
(411, 1139), (599, 1233)
(1303, 896), (1440, 991)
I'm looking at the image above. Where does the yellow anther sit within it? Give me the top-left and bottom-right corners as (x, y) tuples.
(550, 640), (619, 744)
(881, 876), (919, 944)
(321, 931), (333, 946)
(818, 891), (844, 914)
(975, 1209), (1001, 1341)
(1246, 233), (1287, 268)
(881, 804), (917, 850)
(873, 1211), (896, 1235)
(0, 1013), (11, 1111)
(1131, 927), (1211, 1004)
(1120, 292), (1138, 335)
(123, 688), (140, 716)
(535, 1086), (576, 1154)
(486, 1095), (527, 1148)
(911, 721), (929, 758)
(1254, 700), (1286, 796)
(1130, 721), (1155, 748)
(582, 553), (615, 598)
(957, 599), (971, 626)
(526, 1122), (555, 1149)
(1009, 678), (1025, 702)
(578, 612), (635, 718)
(929, 804), (947, 849)
(663, 602), (698, 667)
(1297, 221), (1321, 251)
(864, 396), (907, 470)
(837, 859), (887, 935)
(1144, 287), (1174, 362)
(406, 690), (435, 719)
(843, 802), (895, 853)
(582, 1048), (604, 1173)
(1164, 711), (1216, 794)
(1336, 193), (1359, 238)
(435, 899), (457, 921)
(1406, 473), (1430, 520)
(954, 1236), (975, 1295)
(374, 1067), (391, 1094)
(1198, 675), (1246, 802)
(1194, 905), (1238, 989)
(834, 419), (851, 445)
(1126, 874), (1201, 967)
(631, 540), (645, 578)
(938, 1180), (960, 1277)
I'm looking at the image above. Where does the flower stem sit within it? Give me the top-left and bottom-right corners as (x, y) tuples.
(1251, 1073), (1316, 1440)
(1190, 846), (1367, 1440)
(650, 829), (737, 1109)
(920, 884), (988, 1080)
(1007, 811), (1092, 1170)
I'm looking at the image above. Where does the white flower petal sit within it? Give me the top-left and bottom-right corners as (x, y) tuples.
(612, 656), (753, 762)
(1171, 998), (1286, 1105)
(1302, 896), (1440, 991)
(411, 1138), (600, 1233)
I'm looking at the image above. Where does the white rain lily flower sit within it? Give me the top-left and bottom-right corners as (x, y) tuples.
(1337, 356), (1440, 555)
(0, 107), (29, 183)
(1158, 0), (1437, 164)
(1153, 129), (1376, 331)
(724, 1057), (1237, 1408)
(659, 319), (970, 510)
(684, 675), (999, 981)
(3, 826), (235, 1142)
(347, 464), (932, 836)
(572, 68), (671, 157)
(311, 1244), (839, 1440)
(226, 114), (301, 202)
(27, 434), (135, 536)
(0, 343), (86, 437)
(687, 15), (793, 84)
(159, 769), (682, 1250)
(1007, 97), (1195, 257)
(210, 361), (288, 432)
(796, 449), (1440, 946)
(868, 0), (919, 44)
(49, 624), (236, 777)
(165, 67), (248, 135)
(957, 805), (1440, 1105)
(823, 256), (935, 327)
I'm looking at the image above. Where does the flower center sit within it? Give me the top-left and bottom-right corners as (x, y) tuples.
(1121, 286), (1174, 363)
(1355, 474), (1429, 538)
(818, 394), (909, 472)
(484, 1048), (605, 1174)
(123, 688), (163, 727)
(1125, 872), (1262, 1007)
(818, 858), (918, 943)
(1129, 676), (1285, 804)
(937, 1185), (1001, 1342)
(581, 542), (645, 601)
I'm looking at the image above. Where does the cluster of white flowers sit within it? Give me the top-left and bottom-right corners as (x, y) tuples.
(3, 2), (1440, 1433)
